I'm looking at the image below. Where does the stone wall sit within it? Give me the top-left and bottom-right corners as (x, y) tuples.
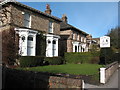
(2, 67), (83, 89)
(100, 61), (118, 84)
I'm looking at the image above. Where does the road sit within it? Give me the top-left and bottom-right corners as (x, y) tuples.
(84, 68), (119, 90)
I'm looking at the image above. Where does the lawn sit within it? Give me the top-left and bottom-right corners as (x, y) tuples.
(17, 64), (103, 75)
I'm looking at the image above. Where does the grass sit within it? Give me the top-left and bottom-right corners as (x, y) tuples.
(17, 64), (103, 75)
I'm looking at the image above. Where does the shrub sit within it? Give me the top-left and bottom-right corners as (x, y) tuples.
(64, 52), (100, 64)
(100, 48), (114, 64)
(90, 57), (100, 64)
(44, 57), (64, 65)
(19, 56), (44, 67)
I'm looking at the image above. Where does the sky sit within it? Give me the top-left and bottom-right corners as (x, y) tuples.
(20, 2), (118, 38)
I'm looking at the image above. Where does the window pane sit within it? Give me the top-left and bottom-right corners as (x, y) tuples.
(24, 13), (30, 20)
(28, 36), (33, 41)
(53, 40), (56, 44)
(24, 20), (29, 27)
(24, 13), (30, 27)
(48, 40), (51, 44)
(48, 21), (53, 33)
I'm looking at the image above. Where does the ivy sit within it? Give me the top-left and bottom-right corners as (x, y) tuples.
(36, 31), (46, 57)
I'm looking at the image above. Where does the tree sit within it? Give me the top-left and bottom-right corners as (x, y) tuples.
(107, 27), (120, 52)
(100, 27), (120, 64)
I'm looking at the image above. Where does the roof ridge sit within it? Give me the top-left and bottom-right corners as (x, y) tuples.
(1, 1), (62, 22)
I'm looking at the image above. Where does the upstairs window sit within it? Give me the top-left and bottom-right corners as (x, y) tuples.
(73, 32), (75, 40)
(24, 12), (30, 28)
(77, 33), (79, 40)
(48, 21), (53, 33)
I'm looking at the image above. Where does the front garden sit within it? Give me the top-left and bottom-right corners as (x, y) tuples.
(17, 51), (104, 84)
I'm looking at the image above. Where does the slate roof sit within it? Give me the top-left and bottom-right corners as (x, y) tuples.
(60, 22), (88, 35)
(1, 1), (62, 22)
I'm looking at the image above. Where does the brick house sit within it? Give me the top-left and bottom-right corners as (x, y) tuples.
(60, 15), (90, 56)
(0, 1), (62, 65)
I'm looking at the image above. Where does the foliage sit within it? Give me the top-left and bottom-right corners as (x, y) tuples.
(36, 32), (46, 56)
(90, 44), (100, 52)
(64, 52), (100, 64)
(19, 56), (44, 67)
(99, 27), (120, 64)
(44, 57), (64, 65)
(100, 48), (114, 64)
(107, 27), (120, 50)
(2, 28), (18, 65)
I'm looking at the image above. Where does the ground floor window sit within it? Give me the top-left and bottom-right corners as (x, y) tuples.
(15, 28), (38, 56)
(46, 34), (60, 57)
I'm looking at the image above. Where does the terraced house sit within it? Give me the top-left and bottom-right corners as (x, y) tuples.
(60, 15), (90, 56)
(0, 1), (62, 65)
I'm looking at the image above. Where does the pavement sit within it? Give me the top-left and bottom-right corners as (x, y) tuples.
(84, 68), (119, 90)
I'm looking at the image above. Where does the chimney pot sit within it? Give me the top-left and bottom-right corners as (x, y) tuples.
(62, 14), (68, 23)
(45, 4), (52, 15)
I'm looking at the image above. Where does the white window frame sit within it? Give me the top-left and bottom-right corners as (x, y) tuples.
(48, 21), (53, 33)
(84, 38), (86, 43)
(23, 12), (31, 28)
(73, 32), (75, 40)
(77, 33), (79, 40)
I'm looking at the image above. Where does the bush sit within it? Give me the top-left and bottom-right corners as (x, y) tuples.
(19, 56), (44, 67)
(44, 57), (64, 65)
(64, 52), (100, 64)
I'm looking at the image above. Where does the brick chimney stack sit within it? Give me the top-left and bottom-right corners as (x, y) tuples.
(45, 4), (52, 15)
(62, 14), (68, 23)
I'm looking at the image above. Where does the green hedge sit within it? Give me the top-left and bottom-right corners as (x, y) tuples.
(19, 56), (44, 67)
(64, 52), (100, 64)
(44, 57), (64, 65)
(100, 48), (120, 64)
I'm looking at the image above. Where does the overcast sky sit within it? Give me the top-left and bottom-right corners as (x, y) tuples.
(20, 2), (118, 38)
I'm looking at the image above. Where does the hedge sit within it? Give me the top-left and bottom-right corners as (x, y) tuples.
(64, 52), (100, 64)
(99, 48), (120, 64)
(19, 56), (44, 67)
(44, 57), (64, 65)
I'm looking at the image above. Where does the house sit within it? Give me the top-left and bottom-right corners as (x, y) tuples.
(59, 14), (90, 56)
(0, 1), (62, 65)
(91, 38), (100, 51)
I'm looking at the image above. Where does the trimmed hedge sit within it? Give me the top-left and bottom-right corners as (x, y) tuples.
(100, 48), (120, 64)
(19, 56), (44, 67)
(44, 57), (64, 65)
(64, 52), (100, 64)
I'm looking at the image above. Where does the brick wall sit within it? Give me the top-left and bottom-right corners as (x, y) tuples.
(2, 67), (83, 89)
(2, 3), (60, 35)
(1, 5), (11, 26)
(67, 39), (73, 52)
(60, 29), (87, 53)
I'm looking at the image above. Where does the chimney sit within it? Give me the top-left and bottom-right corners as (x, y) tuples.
(62, 14), (68, 23)
(45, 4), (52, 15)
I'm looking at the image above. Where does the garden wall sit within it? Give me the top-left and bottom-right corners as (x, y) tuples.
(100, 61), (118, 84)
(2, 67), (83, 89)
